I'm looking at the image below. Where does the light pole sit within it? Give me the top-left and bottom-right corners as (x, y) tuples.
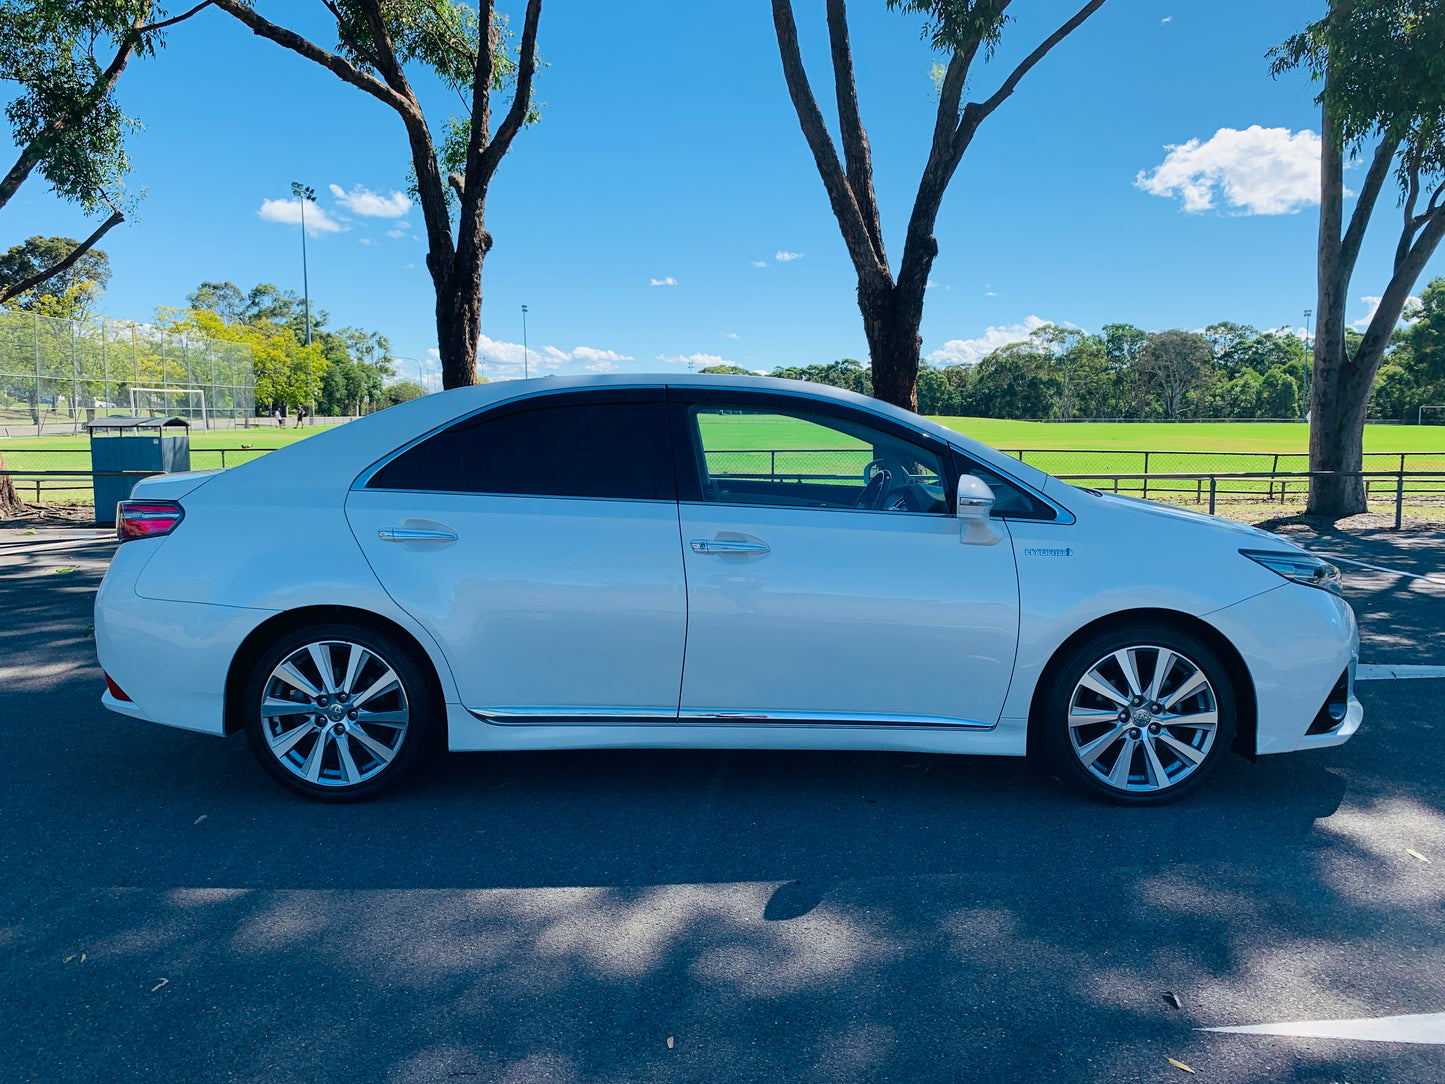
(521, 304), (529, 379)
(291, 183), (316, 347)
(390, 356), (429, 394)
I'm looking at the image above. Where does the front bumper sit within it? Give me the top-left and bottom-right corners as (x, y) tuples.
(1205, 583), (1361, 755)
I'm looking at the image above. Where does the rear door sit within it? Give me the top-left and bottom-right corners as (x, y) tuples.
(346, 388), (687, 722)
(670, 389), (1020, 727)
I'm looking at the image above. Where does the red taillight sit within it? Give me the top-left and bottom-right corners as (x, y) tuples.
(104, 673), (132, 701)
(116, 500), (184, 542)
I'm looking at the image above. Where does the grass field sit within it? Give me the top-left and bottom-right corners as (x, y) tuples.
(5, 416), (1445, 455)
(5, 415), (1445, 513)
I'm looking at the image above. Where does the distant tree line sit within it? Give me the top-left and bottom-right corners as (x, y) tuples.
(706, 276), (1445, 423)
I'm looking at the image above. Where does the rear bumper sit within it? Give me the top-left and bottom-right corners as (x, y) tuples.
(95, 556), (275, 736)
(1205, 584), (1360, 755)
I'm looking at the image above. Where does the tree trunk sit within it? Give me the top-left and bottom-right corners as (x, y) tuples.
(0, 452), (22, 518)
(435, 266), (482, 389)
(1307, 92), (1363, 516)
(857, 275), (924, 411)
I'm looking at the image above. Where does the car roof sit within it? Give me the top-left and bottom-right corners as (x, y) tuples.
(195, 373), (1054, 507)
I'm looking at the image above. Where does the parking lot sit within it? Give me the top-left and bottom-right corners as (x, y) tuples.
(2, 523), (1443, 1084)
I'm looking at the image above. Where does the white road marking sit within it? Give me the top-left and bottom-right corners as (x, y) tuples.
(1309, 551), (1445, 585)
(1356, 664), (1445, 681)
(1204, 1012), (1445, 1045)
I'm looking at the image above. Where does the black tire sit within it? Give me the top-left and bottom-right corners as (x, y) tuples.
(242, 622), (436, 802)
(1038, 623), (1236, 806)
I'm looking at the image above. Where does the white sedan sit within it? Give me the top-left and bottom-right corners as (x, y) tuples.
(94, 375), (1360, 805)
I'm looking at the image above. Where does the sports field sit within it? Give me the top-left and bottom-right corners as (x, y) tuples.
(2, 415), (1443, 461)
(4, 416), (1445, 514)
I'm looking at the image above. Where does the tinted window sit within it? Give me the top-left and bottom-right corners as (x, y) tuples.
(686, 405), (949, 514)
(370, 400), (672, 500)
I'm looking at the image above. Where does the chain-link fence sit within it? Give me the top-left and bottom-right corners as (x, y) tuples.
(0, 310), (254, 436)
(1004, 449), (1445, 503)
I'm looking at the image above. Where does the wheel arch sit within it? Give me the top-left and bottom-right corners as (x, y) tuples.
(223, 605), (448, 738)
(1025, 607), (1258, 761)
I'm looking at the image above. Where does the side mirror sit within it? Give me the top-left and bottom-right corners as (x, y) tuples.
(956, 474), (1002, 546)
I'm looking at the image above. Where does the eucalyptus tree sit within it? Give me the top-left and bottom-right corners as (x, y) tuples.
(212, 0), (542, 389)
(770, 0), (1107, 410)
(1273, 0), (1445, 516)
(0, 2), (203, 305)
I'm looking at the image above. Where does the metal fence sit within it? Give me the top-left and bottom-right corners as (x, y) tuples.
(0, 310), (255, 436)
(7, 444), (1445, 524)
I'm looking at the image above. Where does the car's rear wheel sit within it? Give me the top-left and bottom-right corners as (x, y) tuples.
(1039, 624), (1236, 805)
(242, 623), (435, 802)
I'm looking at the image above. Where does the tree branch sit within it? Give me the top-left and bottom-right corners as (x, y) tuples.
(1396, 160), (1421, 273)
(1339, 129), (1399, 282)
(0, 210), (124, 305)
(769, 0), (884, 277)
(825, 0), (884, 265)
(0, 9), (150, 213)
(139, 1), (215, 34)
(1354, 208), (1445, 375)
(971, 0), (1107, 125)
(211, 0), (417, 118)
(473, 0), (542, 192)
(355, 0), (423, 104)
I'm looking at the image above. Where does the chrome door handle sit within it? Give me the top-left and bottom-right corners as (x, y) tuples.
(690, 538), (770, 556)
(378, 527), (458, 543)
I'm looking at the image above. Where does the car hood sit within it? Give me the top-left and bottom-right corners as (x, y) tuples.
(1066, 486), (1305, 551)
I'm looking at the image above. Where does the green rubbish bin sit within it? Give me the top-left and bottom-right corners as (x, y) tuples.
(86, 416), (191, 525)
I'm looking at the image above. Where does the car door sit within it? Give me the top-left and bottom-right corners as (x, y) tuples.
(345, 387), (687, 722)
(671, 389), (1020, 727)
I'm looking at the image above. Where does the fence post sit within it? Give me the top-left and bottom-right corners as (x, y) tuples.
(1396, 466), (1405, 530)
(1142, 451), (1150, 501)
(1208, 476), (1216, 516)
(1195, 478), (1201, 504)
(1270, 454), (1279, 501)
(32, 312), (41, 437)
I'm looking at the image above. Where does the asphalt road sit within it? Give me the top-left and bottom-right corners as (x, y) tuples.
(2, 525), (1443, 1084)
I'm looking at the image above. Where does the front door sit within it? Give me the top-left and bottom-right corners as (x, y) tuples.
(346, 388), (687, 721)
(671, 392), (1019, 727)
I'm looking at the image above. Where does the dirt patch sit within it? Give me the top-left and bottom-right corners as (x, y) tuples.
(0, 503), (97, 529)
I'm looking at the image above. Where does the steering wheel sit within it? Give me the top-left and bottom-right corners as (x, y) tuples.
(856, 467), (891, 509)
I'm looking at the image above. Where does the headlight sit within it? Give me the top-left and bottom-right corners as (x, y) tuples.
(1239, 549), (1343, 595)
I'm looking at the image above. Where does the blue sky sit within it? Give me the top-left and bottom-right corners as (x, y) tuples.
(6, 0), (1436, 386)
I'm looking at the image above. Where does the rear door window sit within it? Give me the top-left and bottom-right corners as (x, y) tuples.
(368, 392), (674, 500)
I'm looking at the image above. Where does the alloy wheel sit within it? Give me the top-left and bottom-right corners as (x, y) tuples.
(1066, 645), (1219, 795)
(258, 639), (410, 789)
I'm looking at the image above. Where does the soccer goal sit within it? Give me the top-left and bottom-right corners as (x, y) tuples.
(1420, 405), (1445, 425)
(130, 387), (209, 429)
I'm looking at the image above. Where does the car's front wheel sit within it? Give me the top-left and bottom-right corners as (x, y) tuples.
(242, 623), (435, 802)
(1039, 623), (1236, 805)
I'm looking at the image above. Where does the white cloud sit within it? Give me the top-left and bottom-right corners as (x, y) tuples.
(926, 315), (1048, 368)
(1135, 126), (1322, 215)
(775, 250), (804, 262)
(1161, 15), (1172, 23)
(1353, 295), (1424, 330)
(477, 334), (635, 379)
(656, 352), (736, 369)
(358, 237), (373, 246)
(926, 279), (939, 289)
(328, 183), (411, 218)
(751, 260), (768, 268)
(721, 331), (740, 339)
(650, 276), (678, 286)
(386, 226), (407, 239)
(257, 197), (346, 235)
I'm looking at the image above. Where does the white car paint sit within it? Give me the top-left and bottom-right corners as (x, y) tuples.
(94, 374), (1360, 774)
